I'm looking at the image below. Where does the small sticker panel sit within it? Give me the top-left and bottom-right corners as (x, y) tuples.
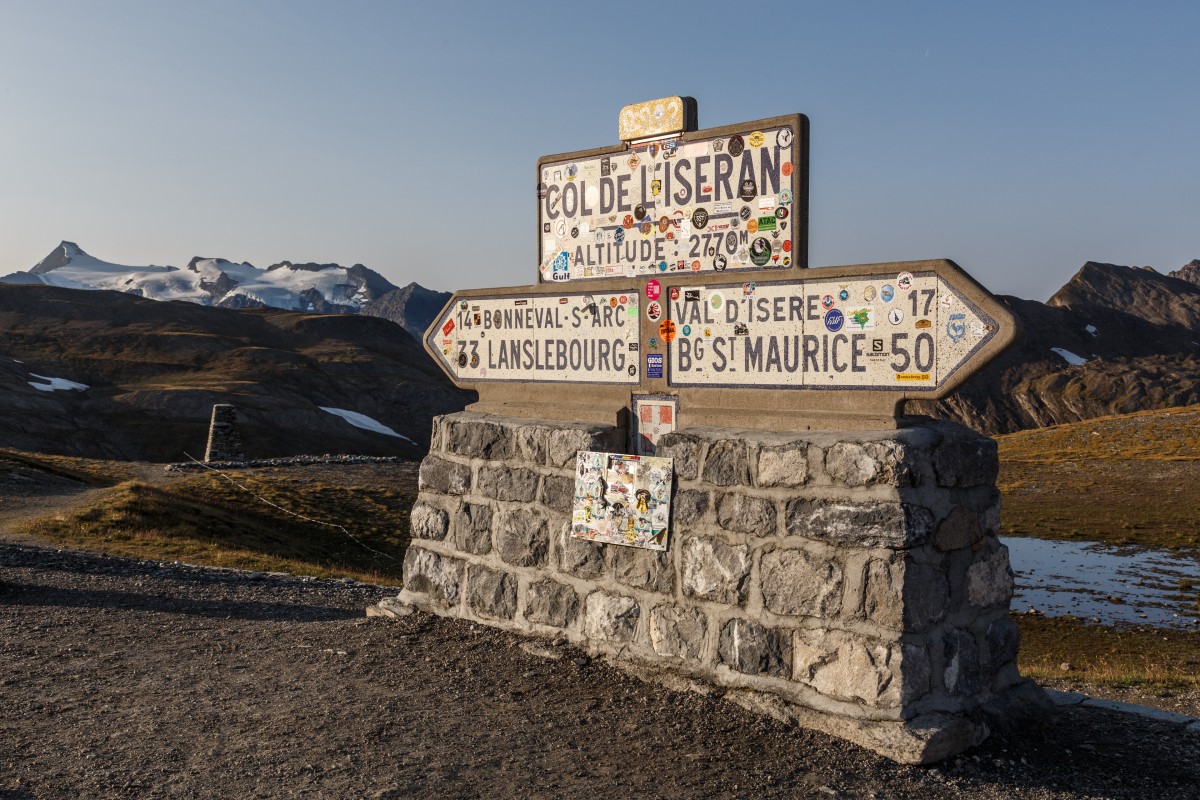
(572, 451), (674, 550)
(428, 291), (639, 385)
(632, 393), (677, 456)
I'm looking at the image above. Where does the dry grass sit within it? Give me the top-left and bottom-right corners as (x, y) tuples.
(998, 405), (1200, 550)
(1017, 614), (1200, 691)
(16, 466), (417, 583)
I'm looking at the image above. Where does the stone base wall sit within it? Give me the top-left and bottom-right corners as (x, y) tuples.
(204, 404), (244, 462)
(394, 411), (1048, 764)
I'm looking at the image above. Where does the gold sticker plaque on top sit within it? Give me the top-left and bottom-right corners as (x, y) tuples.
(618, 96), (695, 141)
(537, 116), (805, 285)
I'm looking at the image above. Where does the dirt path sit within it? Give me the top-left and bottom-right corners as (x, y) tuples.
(2, 544), (1198, 800)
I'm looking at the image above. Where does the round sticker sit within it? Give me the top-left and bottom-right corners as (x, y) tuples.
(646, 279), (662, 300)
(824, 308), (845, 332)
(609, 297), (618, 308)
(639, 221), (652, 235)
(782, 240), (793, 252)
(779, 189), (793, 204)
(634, 204), (646, 221)
(747, 219), (758, 234)
(628, 364), (636, 376)
(881, 284), (895, 302)
(658, 216), (670, 233)
(690, 260), (701, 272)
(838, 289), (849, 301)
(658, 319), (677, 343)
(897, 272), (913, 291)
(775, 206), (789, 219)
(619, 295), (628, 305)
(709, 292), (724, 311)
(692, 208), (709, 228)
(777, 128), (794, 148)
(682, 325), (692, 336)
(457, 353), (468, 368)
(470, 353), (479, 368)
(822, 294), (835, 309)
(781, 161), (794, 178)
(713, 253), (727, 271)
(669, 287), (681, 300)
(646, 301), (662, 322)
(889, 308), (904, 325)
(749, 237), (772, 266)
(728, 135), (745, 157)
(748, 131), (765, 148)
(623, 215), (635, 229)
(864, 286), (877, 302)
(739, 206), (752, 221)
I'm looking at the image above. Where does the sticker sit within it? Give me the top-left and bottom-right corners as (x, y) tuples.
(896, 373), (931, 381)
(781, 161), (793, 177)
(623, 215), (635, 229)
(682, 324), (692, 336)
(646, 353), (664, 378)
(669, 286), (681, 300)
(915, 319), (932, 329)
(646, 280), (661, 300)
(708, 292), (724, 311)
(628, 154), (640, 170)
(947, 313), (966, 343)
(748, 131), (765, 148)
(658, 319), (677, 343)
(863, 286), (877, 302)
(782, 240), (793, 253)
(757, 216), (777, 232)
(734, 322), (749, 335)
(747, 219), (758, 234)
(628, 364), (636, 376)
(648, 337), (658, 348)
(691, 260), (701, 272)
(775, 207), (789, 220)
(646, 301), (662, 322)
(728, 135), (745, 157)
(897, 272), (913, 291)
(888, 308), (904, 325)
(738, 178), (757, 202)
(684, 289), (701, 302)
(824, 308), (845, 332)
(838, 288), (850, 301)
(651, 179), (661, 197)
(748, 237), (768, 266)
(821, 294), (835, 310)
(692, 208), (709, 228)
(619, 295), (628, 305)
(881, 284), (895, 302)
(634, 204), (646, 221)
(658, 216), (670, 233)
(493, 310), (502, 327)
(713, 253), (727, 271)
(739, 206), (752, 221)
(742, 282), (756, 296)
(778, 189), (793, 204)
(470, 353), (479, 368)
(847, 307), (875, 330)
(776, 128), (794, 148)
(442, 319), (456, 337)
(614, 227), (625, 245)
(457, 352), (467, 367)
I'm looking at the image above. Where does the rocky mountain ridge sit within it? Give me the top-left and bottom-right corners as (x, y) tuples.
(2, 242), (447, 337)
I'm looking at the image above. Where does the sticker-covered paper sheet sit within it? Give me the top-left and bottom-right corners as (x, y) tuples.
(571, 452), (673, 550)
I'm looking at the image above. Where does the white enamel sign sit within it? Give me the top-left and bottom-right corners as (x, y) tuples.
(665, 271), (999, 391)
(537, 123), (802, 284)
(428, 291), (641, 384)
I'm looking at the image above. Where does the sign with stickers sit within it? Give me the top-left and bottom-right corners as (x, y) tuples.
(572, 451), (674, 550)
(428, 291), (640, 384)
(537, 115), (806, 284)
(665, 271), (999, 391)
(632, 394), (677, 456)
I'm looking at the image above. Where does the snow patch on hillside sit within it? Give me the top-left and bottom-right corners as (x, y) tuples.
(28, 373), (89, 392)
(319, 407), (415, 443)
(1051, 347), (1089, 365)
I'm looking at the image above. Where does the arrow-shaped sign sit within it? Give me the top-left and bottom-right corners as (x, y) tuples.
(424, 259), (1018, 431)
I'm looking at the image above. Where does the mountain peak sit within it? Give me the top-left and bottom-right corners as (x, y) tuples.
(1169, 259), (1200, 287)
(30, 241), (88, 274)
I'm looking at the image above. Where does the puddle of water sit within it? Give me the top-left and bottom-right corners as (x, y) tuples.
(1001, 537), (1200, 630)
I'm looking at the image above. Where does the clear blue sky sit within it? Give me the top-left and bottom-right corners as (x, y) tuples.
(2, 0), (1196, 300)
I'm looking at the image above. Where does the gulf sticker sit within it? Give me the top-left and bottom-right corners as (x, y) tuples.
(658, 319), (677, 343)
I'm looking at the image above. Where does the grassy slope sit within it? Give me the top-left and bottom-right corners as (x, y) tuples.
(997, 404), (1200, 550)
(5, 454), (415, 583)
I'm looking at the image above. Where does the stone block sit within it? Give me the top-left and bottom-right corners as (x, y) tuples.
(682, 537), (751, 605)
(716, 492), (778, 537)
(513, 424), (549, 465)
(654, 432), (701, 480)
(453, 502), (492, 555)
(584, 591), (640, 644)
(785, 499), (933, 549)
(755, 444), (810, 488)
(933, 506), (984, 552)
(672, 489), (709, 526)
(702, 439), (751, 486)
(557, 523), (605, 579)
(824, 441), (915, 488)
(445, 416), (512, 460)
(760, 548), (844, 618)
(608, 545), (674, 594)
(966, 540), (1014, 608)
(943, 628), (982, 696)
(402, 548), (463, 606)
(793, 630), (928, 708)
(540, 474), (575, 514)
(649, 606), (707, 661)
(409, 500), (449, 541)
(524, 580), (580, 629)
(932, 437), (998, 488)
(494, 507), (549, 568)
(465, 565), (517, 620)
(476, 465), (539, 502)
(417, 455), (472, 496)
(718, 619), (790, 678)
(548, 425), (620, 468)
(985, 616), (1021, 667)
(859, 556), (946, 632)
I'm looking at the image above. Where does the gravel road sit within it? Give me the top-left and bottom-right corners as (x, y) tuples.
(2, 543), (1198, 799)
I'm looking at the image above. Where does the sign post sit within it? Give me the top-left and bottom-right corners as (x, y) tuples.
(424, 98), (1017, 431)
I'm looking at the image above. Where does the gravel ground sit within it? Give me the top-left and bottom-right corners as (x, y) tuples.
(2, 543), (1199, 800)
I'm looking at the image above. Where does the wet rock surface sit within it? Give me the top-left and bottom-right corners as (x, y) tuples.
(2, 543), (1198, 799)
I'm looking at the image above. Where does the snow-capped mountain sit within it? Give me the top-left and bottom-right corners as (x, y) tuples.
(2, 242), (400, 314)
